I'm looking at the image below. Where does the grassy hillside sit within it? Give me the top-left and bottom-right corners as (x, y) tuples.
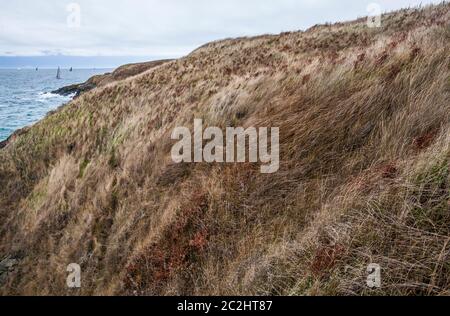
(0, 3), (449, 295)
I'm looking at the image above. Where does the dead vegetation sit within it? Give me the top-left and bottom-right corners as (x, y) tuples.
(0, 3), (449, 296)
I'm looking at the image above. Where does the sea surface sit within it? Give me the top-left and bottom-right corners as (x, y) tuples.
(0, 68), (112, 141)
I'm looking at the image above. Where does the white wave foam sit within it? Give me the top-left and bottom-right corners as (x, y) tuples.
(37, 92), (59, 99)
(37, 92), (74, 103)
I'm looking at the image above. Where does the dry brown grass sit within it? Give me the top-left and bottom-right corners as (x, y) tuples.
(0, 3), (449, 296)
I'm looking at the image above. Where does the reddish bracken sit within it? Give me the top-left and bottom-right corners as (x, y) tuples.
(375, 52), (389, 66)
(356, 52), (366, 64)
(311, 244), (345, 277)
(413, 129), (438, 151)
(380, 163), (399, 179)
(410, 47), (421, 60)
(189, 230), (209, 251)
(385, 63), (403, 82)
(302, 74), (311, 85)
(388, 41), (399, 50)
(124, 191), (209, 294)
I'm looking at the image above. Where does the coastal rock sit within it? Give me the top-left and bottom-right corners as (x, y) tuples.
(0, 139), (8, 149)
(0, 256), (18, 285)
(52, 81), (97, 98)
(0, 258), (18, 272)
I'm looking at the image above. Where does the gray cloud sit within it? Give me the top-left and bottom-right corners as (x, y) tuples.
(0, 0), (444, 57)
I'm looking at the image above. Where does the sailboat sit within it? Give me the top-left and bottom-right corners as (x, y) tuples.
(56, 67), (61, 79)
(69, 67), (73, 72)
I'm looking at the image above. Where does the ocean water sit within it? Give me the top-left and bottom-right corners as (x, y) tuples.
(0, 68), (112, 141)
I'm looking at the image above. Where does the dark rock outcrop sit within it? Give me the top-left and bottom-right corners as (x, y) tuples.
(52, 81), (97, 98)
(0, 256), (18, 285)
(0, 139), (8, 150)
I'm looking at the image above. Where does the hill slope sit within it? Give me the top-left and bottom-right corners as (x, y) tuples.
(0, 4), (449, 295)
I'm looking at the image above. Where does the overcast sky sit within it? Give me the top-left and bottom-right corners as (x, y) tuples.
(0, 0), (445, 64)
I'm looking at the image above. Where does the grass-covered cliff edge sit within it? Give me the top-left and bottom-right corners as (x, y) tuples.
(0, 3), (449, 295)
